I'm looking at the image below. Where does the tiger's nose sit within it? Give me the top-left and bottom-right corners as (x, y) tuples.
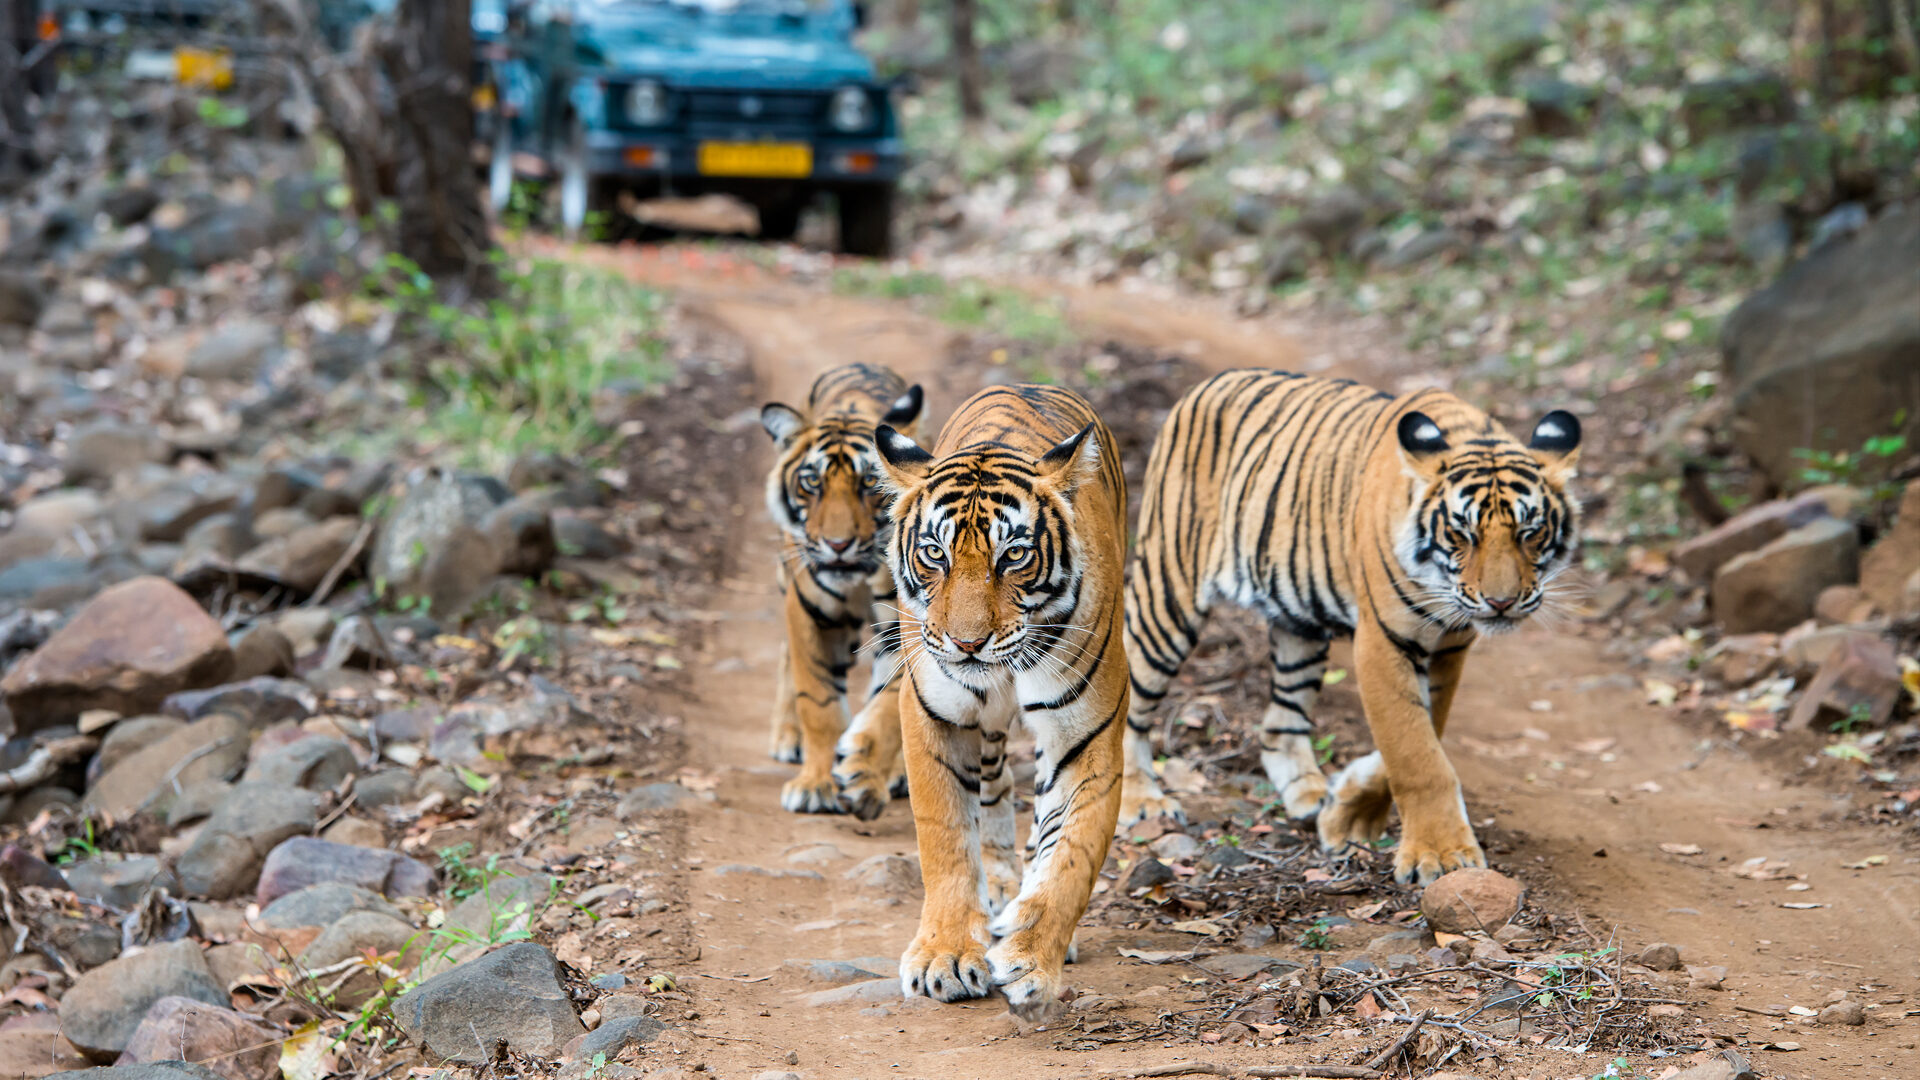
(824, 537), (854, 554)
(1485, 595), (1517, 613)
(952, 636), (988, 654)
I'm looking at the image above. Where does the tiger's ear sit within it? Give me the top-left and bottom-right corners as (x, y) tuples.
(1395, 410), (1450, 471)
(1528, 409), (1582, 481)
(760, 402), (806, 448)
(1037, 423), (1102, 496)
(874, 424), (934, 491)
(881, 385), (924, 432)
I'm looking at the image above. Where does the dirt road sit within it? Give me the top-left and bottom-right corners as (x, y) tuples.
(572, 244), (1918, 1080)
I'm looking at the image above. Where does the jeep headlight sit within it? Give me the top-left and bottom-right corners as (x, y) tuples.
(624, 80), (668, 126)
(829, 85), (871, 132)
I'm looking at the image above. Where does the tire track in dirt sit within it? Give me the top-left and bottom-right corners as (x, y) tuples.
(570, 243), (1917, 1079)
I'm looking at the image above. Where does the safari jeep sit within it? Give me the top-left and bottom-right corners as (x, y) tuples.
(486, 0), (903, 256)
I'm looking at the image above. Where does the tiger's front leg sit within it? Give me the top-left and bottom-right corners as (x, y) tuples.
(779, 574), (854, 814)
(1339, 617), (1484, 885)
(988, 684), (1125, 1021)
(834, 582), (909, 820)
(898, 672), (993, 1003)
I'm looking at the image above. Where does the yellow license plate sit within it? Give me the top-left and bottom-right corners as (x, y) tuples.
(175, 47), (233, 90)
(697, 142), (812, 178)
(472, 83), (497, 110)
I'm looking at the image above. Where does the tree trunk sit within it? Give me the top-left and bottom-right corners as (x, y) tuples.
(256, 0), (394, 218)
(951, 0), (984, 123)
(384, 0), (494, 296)
(0, 0), (39, 184)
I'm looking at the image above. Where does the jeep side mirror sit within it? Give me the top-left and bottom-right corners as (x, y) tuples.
(851, 2), (868, 29)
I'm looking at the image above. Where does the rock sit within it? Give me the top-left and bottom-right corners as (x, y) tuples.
(1815, 584), (1877, 625)
(0, 1011), (91, 1077)
(89, 715), (184, 785)
(1636, 943), (1683, 971)
(1419, 868), (1524, 934)
(321, 615), (390, 670)
(1686, 964), (1728, 990)
(234, 517), (362, 593)
(1680, 71), (1793, 138)
(1673, 491), (1835, 582)
(173, 782), (323, 899)
(1258, 233), (1310, 287)
(370, 471), (507, 614)
(0, 557), (113, 609)
(1712, 518), (1861, 633)
(255, 837), (432, 906)
(3, 578), (233, 730)
(1861, 479), (1920, 614)
(114, 479), (244, 545)
(309, 330), (377, 381)
(1378, 226), (1463, 270)
(163, 676), (314, 728)
(227, 627), (295, 681)
(178, 514), (249, 566)
(102, 186), (161, 227)
(83, 713), (248, 822)
(1733, 199), (1793, 273)
(1781, 624), (1874, 674)
(0, 844), (69, 891)
(1365, 929), (1436, 964)
(390, 942), (583, 1063)
(242, 737), (356, 791)
(483, 498), (557, 577)
(802, 978), (901, 1007)
(115, 997), (279, 1080)
(415, 765), (470, 806)
(165, 780), (232, 828)
(576, 1015), (665, 1060)
(353, 770), (416, 808)
(1122, 857), (1175, 894)
(258, 883), (403, 930)
(1520, 76), (1598, 137)
(552, 516), (628, 559)
(786, 959), (884, 984)
(1149, 833), (1202, 862)
(1298, 187), (1368, 256)
(4, 786), (76, 826)
(297, 911), (420, 1006)
(614, 782), (691, 818)
(322, 816), (387, 848)
(1702, 633), (1778, 685)
(13, 489), (106, 537)
(423, 875), (558, 974)
(64, 423), (165, 486)
(185, 321), (278, 381)
(0, 270), (48, 327)
(47, 1065), (226, 1080)
(62, 856), (176, 909)
(1818, 999), (1866, 1026)
(1785, 632), (1901, 731)
(1720, 211), (1920, 488)
(58, 940), (225, 1060)
(842, 854), (919, 894)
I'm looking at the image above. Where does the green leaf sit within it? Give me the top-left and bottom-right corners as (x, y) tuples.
(454, 765), (495, 794)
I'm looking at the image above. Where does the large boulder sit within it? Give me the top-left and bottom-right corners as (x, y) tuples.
(58, 941), (226, 1061)
(113, 998), (279, 1080)
(1672, 490), (1834, 582)
(1711, 517), (1861, 633)
(1720, 210), (1920, 488)
(173, 783), (323, 899)
(232, 516), (363, 592)
(253, 837), (433, 906)
(1861, 479), (1920, 615)
(390, 942), (583, 1064)
(369, 471), (506, 616)
(1, 577), (234, 730)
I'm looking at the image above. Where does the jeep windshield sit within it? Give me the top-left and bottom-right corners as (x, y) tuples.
(584, 0), (852, 37)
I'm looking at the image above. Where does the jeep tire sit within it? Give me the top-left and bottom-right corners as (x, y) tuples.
(837, 184), (894, 258)
(758, 201), (803, 242)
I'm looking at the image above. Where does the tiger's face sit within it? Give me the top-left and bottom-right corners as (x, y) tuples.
(875, 424), (1102, 682)
(761, 389), (922, 578)
(1395, 409), (1582, 635)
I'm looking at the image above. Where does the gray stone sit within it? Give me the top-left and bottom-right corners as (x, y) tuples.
(577, 1015), (665, 1059)
(353, 770), (417, 807)
(227, 627), (296, 681)
(0, 270), (48, 327)
(483, 498), (556, 577)
(57, 940), (225, 1059)
(186, 321), (279, 381)
(785, 959), (884, 985)
(162, 676), (314, 728)
(1298, 186), (1368, 255)
(370, 471), (507, 615)
(1721, 210), (1920, 488)
(234, 517), (363, 593)
(114, 996), (279, 1080)
(297, 911), (420, 1006)
(258, 883), (403, 930)
(803, 978), (900, 1006)
(322, 615), (390, 671)
(842, 854), (918, 894)
(1712, 518), (1861, 633)
(242, 736), (356, 791)
(552, 516), (628, 559)
(88, 715), (184, 787)
(48, 1064), (224, 1080)
(1817, 999), (1865, 1026)
(173, 782), (323, 899)
(83, 713), (248, 822)
(390, 942), (583, 1063)
(62, 855), (176, 908)
(255, 836), (433, 905)
(164, 780), (233, 829)
(64, 424), (166, 488)
(1673, 491), (1835, 582)
(1637, 943), (1683, 971)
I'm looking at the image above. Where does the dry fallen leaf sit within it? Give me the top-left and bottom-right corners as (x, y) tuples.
(1644, 679), (1679, 706)
(1660, 843), (1704, 856)
(1170, 918), (1227, 936)
(1119, 947), (1200, 964)
(1841, 855), (1888, 869)
(1356, 991), (1382, 1019)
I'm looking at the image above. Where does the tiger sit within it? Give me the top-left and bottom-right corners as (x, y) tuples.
(759, 363), (924, 815)
(871, 384), (1129, 1021)
(1119, 369), (1581, 885)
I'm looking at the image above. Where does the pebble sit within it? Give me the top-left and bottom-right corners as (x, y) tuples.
(1636, 942), (1683, 970)
(1686, 964), (1728, 990)
(1818, 1000), (1866, 1026)
(1419, 868), (1524, 933)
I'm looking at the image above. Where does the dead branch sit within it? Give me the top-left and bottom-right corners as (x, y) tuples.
(0, 736), (98, 794)
(1362, 1009), (1431, 1074)
(306, 519), (375, 608)
(1105, 1067), (1382, 1080)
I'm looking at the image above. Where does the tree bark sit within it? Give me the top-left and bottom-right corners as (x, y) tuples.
(951, 0), (984, 123)
(384, 0), (494, 296)
(256, 0), (394, 218)
(0, 0), (39, 184)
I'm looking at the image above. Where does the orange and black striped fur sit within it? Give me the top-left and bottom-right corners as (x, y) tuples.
(874, 385), (1128, 1020)
(1121, 370), (1581, 885)
(760, 364), (923, 815)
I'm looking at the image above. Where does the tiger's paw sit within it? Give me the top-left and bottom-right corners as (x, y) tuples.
(1392, 822), (1486, 887)
(1280, 771), (1330, 822)
(986, 937), (1071, 1023)
(983, 861), (1021, 917)
(901, 933), (992, 1003)
(1316, 751), (1392, 854)
(780, 771), (844, 815)
(1116, 776), (1184, 833)
(769, 723), (802, 765)
(832, 764), (892, 822)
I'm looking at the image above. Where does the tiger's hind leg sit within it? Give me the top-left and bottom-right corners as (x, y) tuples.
(1117, 580), (1205, 829)
(1258, 626), (1331, 822)
(898, 673), (994, 1003)
(779, 574), (856, 814)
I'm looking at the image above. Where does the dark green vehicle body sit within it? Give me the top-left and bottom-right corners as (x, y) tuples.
(487, 0), (902, 255)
